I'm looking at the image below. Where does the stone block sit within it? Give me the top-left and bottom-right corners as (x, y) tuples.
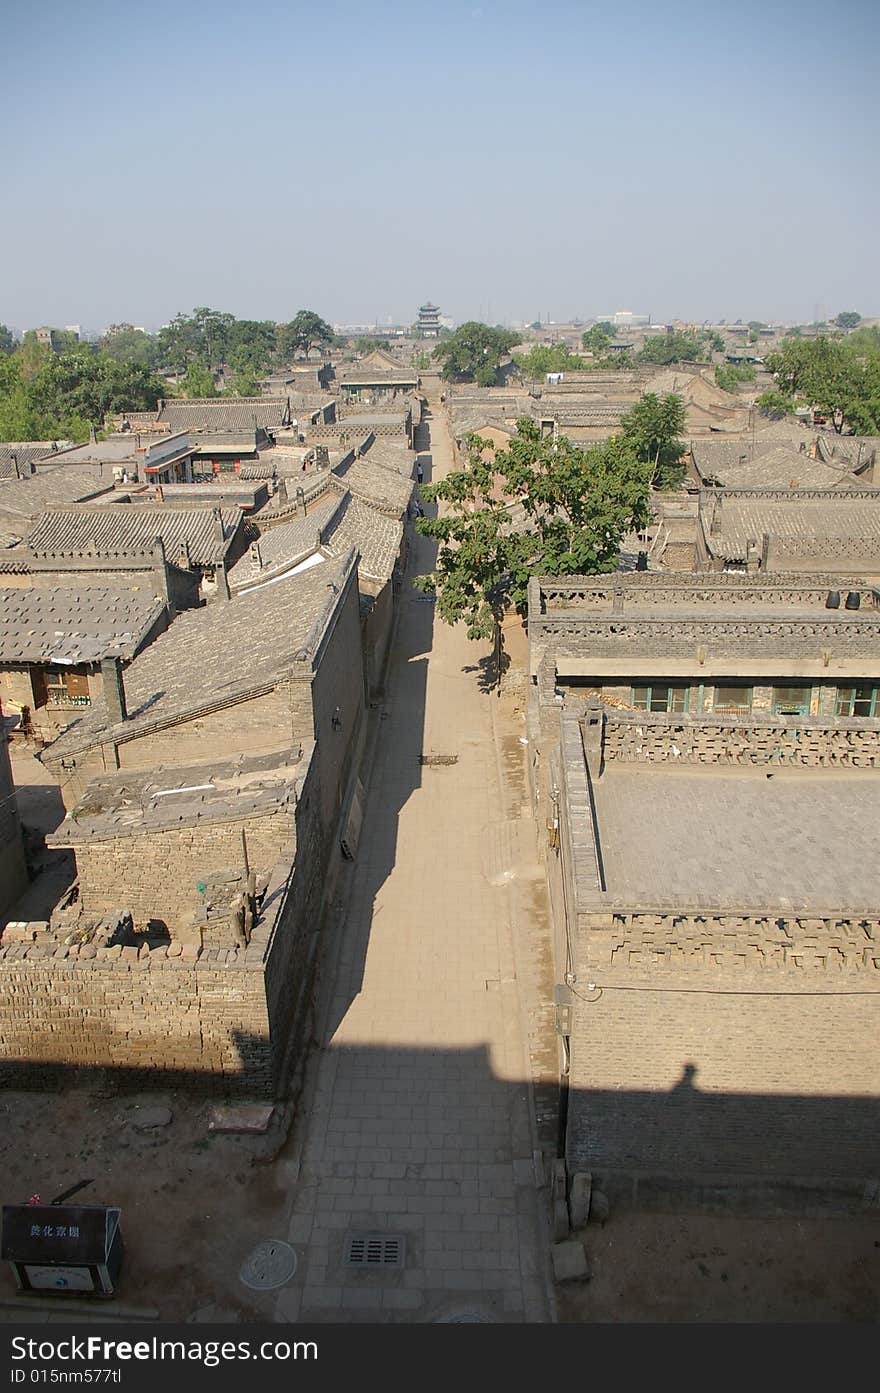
(551, 1239), (590, 1283)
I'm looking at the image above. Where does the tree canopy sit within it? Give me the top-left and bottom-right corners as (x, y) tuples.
(581, 322), (615, 354)
(835, 311), (862, 331)
(432, 322), (519, 385)
(764, 334), (880, 433)
(99, 324), (161, 369)
(414, 418), (651, 646)
(514, 344), (587, 378)
(0, 348), (166, 442)
(637, 331), (712, 366)
(618, 392), (687, 489)
(277, 310), (334, 361)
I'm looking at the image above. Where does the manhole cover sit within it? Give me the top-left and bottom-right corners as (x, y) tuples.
(239, 1240), (297, 1290)
(343, 1232), (406, 1269)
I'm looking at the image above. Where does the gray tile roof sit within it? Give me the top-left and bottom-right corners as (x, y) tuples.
(702, 490), (880, 562)
(45, 549), (357, 758)
(322, 493), (403, 584)
(357, 440), (416, 477)
(332, 454), (413, 514)
(158, 397), (291, 433)
(227, 496), (345, 590)
(0, 443), (65, 480)
(51, 748), (304, 844)
(0, 585), (167, 664)
(26, 505), (244, 566)
(0, 468), (114, 535)
(710, 446), (861, 490)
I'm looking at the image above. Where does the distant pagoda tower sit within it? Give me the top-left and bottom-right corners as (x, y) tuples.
(416, 302), (441, 338)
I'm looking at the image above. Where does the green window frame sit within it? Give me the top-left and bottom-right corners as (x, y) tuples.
(836, 684), (879, 717)
(772, 685), (813, 716)
(631, 683), (689, 713)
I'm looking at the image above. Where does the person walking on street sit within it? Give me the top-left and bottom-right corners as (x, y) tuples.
(417, 461), (424, 484)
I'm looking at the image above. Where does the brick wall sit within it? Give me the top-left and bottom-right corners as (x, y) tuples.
(567, 986), (880, 1205)
(599, 708), (880, 768)
(70, 809), (295, 929)
(0, 947), (272, 1094)
(0, 729), (28, 915)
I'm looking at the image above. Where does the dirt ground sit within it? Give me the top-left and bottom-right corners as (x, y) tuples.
(0, 1084), (292, 1322)
(557, 1212), (880, 1323)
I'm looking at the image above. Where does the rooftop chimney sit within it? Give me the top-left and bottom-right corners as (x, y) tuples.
(212, 506), (225, 550)
(101, 657), (127, 724)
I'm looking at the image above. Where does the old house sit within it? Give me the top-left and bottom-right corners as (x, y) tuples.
(528, 572), (880, 1211)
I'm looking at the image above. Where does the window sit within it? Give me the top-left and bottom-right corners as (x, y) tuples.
(711, 684), (752, 714)
(631, 684), (689, 713)
(836, 684), (879, 717)
(773, 685), (813, 716)
(45, 667), (91, 707)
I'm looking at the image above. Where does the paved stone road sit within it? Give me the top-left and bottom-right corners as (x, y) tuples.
(277, 406), (554, 1323)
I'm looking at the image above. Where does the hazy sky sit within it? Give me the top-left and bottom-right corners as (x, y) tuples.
(3, 0), (878, 331)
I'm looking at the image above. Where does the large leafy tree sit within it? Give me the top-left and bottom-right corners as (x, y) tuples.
(514, 344), (587, 378)
(99, 324), (161, 369)
(277, 310), (334, 361)
(415, 418), (651, 653)
(638, 331), (710, 365)
(619, 392), (687, 489)
(432, 321), (519, 385)
(582, 322), (615, 354)
(764, 335), (880, 433)
(835, 311), (862, 331)
(0, 324), (14, 355)
(157, 308), (235, 372)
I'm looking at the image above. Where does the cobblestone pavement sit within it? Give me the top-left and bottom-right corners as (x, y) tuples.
(276, 405), (555, 1323)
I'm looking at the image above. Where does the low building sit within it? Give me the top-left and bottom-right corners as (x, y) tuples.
(0, 467), (114, 547)
(0, 584), (171, 736)
(0, 745), (329, 1094)
(528, 572), (880, 1211)
(696, 487), (880, 576)
(43, 433), (196, 486)
(41, 549), (367, 850)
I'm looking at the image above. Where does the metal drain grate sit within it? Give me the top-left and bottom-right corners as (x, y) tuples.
(419, 754), (458, 766)
(343, 1232), (407, 1269)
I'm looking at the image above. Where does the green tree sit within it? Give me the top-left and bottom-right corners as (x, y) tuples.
(619, 392), (687, 489)
(432, 321), (519, 384)
(157, 308), (235, 372)
(277, 310), (334, 360)
(704, 330), (725, 353)
(227, 319), (277, 375)
(224, 367), (261, 397)
(756, 390), (796, 418)
(354, 337), (390, 354)
(180, 360), (219, 398)
(638, 331), (708, 366)
(100, 323), (160, 368)
(514, 345), (587, 378)
(835, 311), (862, 331)
(0, 324), (15, 355)
(581, 322), (614, 354)
(715, 363), (756, 393)
(414, 418), (651, 661)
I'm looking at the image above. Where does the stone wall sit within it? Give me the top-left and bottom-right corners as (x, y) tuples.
(69, 809), (295, 929)
(0, 728), (27, 915)
(598, 708), (880, 768)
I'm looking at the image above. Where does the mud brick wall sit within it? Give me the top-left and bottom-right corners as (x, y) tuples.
(0, 947), (273, 1094)
(71, 810), (295, 928)
(307, 572), (365, 837)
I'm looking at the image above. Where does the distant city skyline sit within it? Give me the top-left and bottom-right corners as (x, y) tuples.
(3, 1), (878, 331)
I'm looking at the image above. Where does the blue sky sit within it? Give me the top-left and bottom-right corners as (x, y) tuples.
(2, 0), (878, 330)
